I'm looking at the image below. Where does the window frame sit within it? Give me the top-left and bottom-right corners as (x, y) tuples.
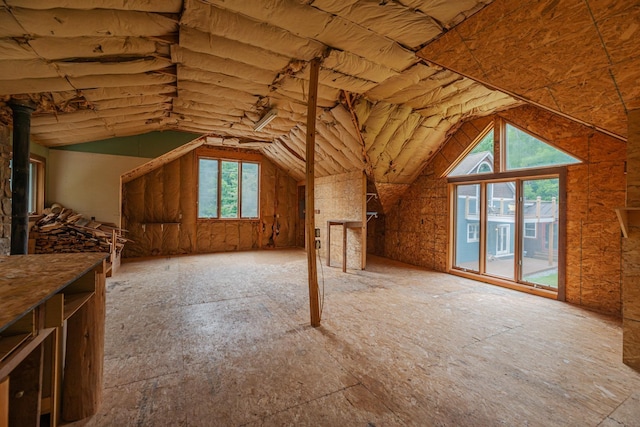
(524, 222), (537, 239)
(445, 125), (495, 178)
(197, 155), (261, 221)
(447, 117), (574, 301)
(501, 121), (582, 172)
(9, 153), (45, 216)
(467, 223), (480, 243)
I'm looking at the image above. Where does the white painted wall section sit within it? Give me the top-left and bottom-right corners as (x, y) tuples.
(48, 150), (150, 226)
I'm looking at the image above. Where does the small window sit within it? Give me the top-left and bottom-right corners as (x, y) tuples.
(477, 162), (492, 173)
(220, 161), (239, 218)
(198, 158), (219, 218)
(448, 128), (494, 177)
(198, 158), (259, 219)
(9, 155), (45, 215)
(524, 222), (536, 238)
(505, 124), (579, 171)
(241, 162), (259, 218)
(467, 223), (480, 242)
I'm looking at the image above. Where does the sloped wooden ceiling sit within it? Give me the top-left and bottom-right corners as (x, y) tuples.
(419, 0), (639, 140)
(0, 0), (526, 210)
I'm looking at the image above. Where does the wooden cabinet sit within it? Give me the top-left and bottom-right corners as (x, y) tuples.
(0, 253), (108, 427)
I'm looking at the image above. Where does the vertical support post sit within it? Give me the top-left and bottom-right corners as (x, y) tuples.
(9, 100), (35, 255)
(623, 109), (640, 371)
(306, 58), (321, 327)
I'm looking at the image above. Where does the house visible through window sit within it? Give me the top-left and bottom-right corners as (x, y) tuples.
(505, 124), (579, 171)
(524, 222), (537, 238)
(467, 223), (479, 242)
(448, 120), (579, 295)
(198, 158), (259, 219)
(448, 129), (494, 177)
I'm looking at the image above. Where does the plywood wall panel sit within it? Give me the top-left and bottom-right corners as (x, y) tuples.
(588, 132), (626, 163)
(580, 276), (621, 315)
(623, 319), (640, 368)
(597, 6), (640, 64)
(613, 57), (640, 111)
(622, 230), (640, 320)
(316, 171), (365, 270)
(382, 166), (448, 271)
(438, 135), (466, 165)
(588, 190), (625, 224)
(623, 109), (640, 368)
(381, 104), (626, 315)
(430, 153), (450, 178)
(123, 147), (297, 257)
(418, 0), (635, 140)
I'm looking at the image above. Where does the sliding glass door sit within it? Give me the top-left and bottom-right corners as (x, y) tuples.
(521, 178), (559, 289)
(485, 181), (516, 280)
(451, 176), (562, 293)
(453, 184), (480, 272)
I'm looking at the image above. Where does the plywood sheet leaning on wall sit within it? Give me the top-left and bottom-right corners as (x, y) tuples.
(122, 145), (298, 257)
(316, 171), (366, 271)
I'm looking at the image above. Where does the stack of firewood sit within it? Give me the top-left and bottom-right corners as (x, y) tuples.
(30, 207), (128, 255)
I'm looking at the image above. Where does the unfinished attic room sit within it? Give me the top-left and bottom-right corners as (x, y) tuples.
(3, 0), (640, 426)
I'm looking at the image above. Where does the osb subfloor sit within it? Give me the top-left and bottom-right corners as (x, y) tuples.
(69, 249), (640, 426)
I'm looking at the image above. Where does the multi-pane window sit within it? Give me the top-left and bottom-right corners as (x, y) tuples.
(9, 156), (45, 215)
(448, 129), (494, 177)
(524, 222), (537, 238)
(505, 124), (579, 171)
(198, 158), (259, 219)
(467, 223), (479, 242)
(448, 121), (577, 294)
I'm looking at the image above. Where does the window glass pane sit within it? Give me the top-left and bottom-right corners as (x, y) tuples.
(454, 184), (480, 272)
(198, 159), (218, 218)
(505, 124), (579, 170)
(467, 223), (479, 242)
(241, 163), (259, 218)
(9, 159), (40, 214)
(221, 161), (239, 218)
(448, 129), (494, 177)
(522, 178), (559, 289)
(28, 161), (35, 214)
(485, 181), (516, 280)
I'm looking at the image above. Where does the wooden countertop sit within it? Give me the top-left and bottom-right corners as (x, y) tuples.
(0, 252), (108, 333)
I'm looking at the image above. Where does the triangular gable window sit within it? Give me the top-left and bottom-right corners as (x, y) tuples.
(448, 128), (494, 177)
(505, 124), (579, 171)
